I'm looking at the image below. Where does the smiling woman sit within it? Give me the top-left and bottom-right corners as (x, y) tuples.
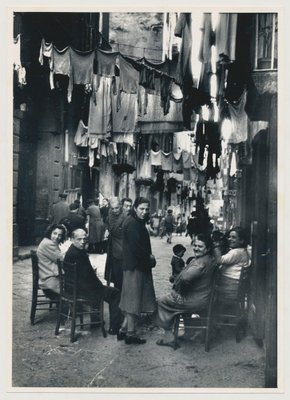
(155, 233), (216, 347)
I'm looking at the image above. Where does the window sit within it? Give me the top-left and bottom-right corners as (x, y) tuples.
(255, 13), (278, 70)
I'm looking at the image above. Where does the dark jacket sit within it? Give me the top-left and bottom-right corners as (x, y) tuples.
(122, 213), (152, 273)
(60, 212), (86, 236)
(171, 255), (185, 278)
(64, 244), (104, 302)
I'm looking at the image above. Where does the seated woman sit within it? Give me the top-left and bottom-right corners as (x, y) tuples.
(155, 234), (216, 348)
(36, 223), (66, 299)
(213, 227), (251, 301)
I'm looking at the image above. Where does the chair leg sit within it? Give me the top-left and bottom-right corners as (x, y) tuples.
(55, 299), (63, 336)
(173, 315), (180, 350)
(100, 300), (107, 338)
(30, 300), (37, 325)
(70, 303), (77, 343)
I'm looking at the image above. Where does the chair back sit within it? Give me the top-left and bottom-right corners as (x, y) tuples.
(57, 259), (78, 301)
(30, 250), (39, 288)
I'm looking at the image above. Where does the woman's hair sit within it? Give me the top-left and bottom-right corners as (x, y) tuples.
(227, 227), (248, 247)
(195, 233), (213, 251)
(43, 224), (66, 243)
(133, 197), (150, 209)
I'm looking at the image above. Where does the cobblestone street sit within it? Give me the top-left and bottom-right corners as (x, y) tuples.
(12, 235), (265, 389)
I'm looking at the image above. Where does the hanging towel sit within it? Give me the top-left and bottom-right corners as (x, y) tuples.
(118, 56), (139, 94)
(52, 46), (70, 76)
(111, 90), (138, 135)
(173, 131), (192, 153)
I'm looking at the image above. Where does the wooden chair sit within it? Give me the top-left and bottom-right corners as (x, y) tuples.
(55, 259), (107, 343)
(173, 268), (218, 352)
(30, 250), (59, 325)
(213, 265), (251, 343)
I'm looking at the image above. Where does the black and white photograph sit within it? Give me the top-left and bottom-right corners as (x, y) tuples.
(2, 1), (286, 396)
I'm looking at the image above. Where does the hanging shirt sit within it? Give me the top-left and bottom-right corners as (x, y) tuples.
(150, 150), (162, 166)
(88, 75), (112, 138)
(68, 49), (94, 102)
(118, 56), (139, 94)
(181, 150), (192, 168)
(94, 49), (118, 76)
(174, 13), (192, 85)
(111, 90), (138, 136)
(228, 90), (248, 144)
(39, 38), (53, 66)
(161, 152), (173, 171)
(172, 152), (183, 172)
(52, 46), (70, 76)
(13, 35), (27, 86)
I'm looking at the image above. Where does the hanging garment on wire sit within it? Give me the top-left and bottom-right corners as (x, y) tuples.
(39, 38), (53, 66)
(228, 90), (248, 144)
(88, 75), (112, 138)
(13, 35), (27, 86)
(118, 56), (139, 94)
(172, 152), (183, 172)
(229, 150), (237, 176)
(94, 49), (118, 76)
(139, 153), (152, 179)
(174, 13), (192, 85)
(215, 13), (238, 62)
(173, 131), (192, 153)
(150, 150), (162, 166)
(74, 120), (89, 147)
(111, 90), (138, 137)
(51, 46), (70, 76)
(161, 151), (173, 171)
(68, 49), (95, 102)
(181, 150), (192, 168)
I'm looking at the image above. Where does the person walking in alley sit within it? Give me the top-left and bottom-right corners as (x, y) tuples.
(86, 198), (105, 254)
(164, 209), (175, 244)
(118, 197), (157, 345)
(104, 197), (127, 290)
(50, 193), (69, 224)
(64, 228), (122, 335)
(155, 234), (216, 348)
(36, 223), (66, 298)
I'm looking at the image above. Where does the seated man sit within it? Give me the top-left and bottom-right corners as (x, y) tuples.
(64, 228), (122, 335)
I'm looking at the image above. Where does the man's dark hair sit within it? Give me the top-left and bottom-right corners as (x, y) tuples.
(121, 197), (132, 205)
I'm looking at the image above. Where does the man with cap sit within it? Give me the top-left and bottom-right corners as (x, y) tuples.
(50, 193), (69, 224)
(59, 203), (86, 237)
(169, 244), (186, 284)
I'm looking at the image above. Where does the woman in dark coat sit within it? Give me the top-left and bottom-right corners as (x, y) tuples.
(118, 197), (157, 344)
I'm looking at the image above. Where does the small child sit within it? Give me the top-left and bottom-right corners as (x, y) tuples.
(169, 244), (186, 284)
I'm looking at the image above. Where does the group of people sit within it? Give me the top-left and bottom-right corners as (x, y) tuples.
(37, 195), (251, 348)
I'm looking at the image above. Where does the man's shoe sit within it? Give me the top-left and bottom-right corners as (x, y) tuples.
(125, 335), (146, 345)
(117, 330), (126, 341)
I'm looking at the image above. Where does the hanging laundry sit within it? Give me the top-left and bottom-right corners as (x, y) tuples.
(51, 46), (70, 76)
(150, 150), (162, 166)
(161, 151), (173, 171)
(215, 13), (238, 63)
(228, 89), (248, 144)
(174, 13), (193, 86)
(160, 74), (172, 115)
(198, 13), (213, 96)
(173, 131), (192, 153)
(94, 49), (118, 76)
(225, 61), (250, 103)
(39, 38), (53, 66)
(118, 55), (139, 94)
(139, 153), (152, 179)
(172, 152), (183, 172)
(162, 13), (180, 61)
(139, 65), (155, 92)
(74, 120), (89, 147)
(68, 49), (95, 102)
(181, 150), (192, 168)
(88, 75), (112, 138)
(229, 150), (237, 176)
(13, 35), (26, 86)
(111, 90), (138, 137)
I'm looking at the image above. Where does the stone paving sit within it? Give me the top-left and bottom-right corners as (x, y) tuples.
(11, 234), (266, 389)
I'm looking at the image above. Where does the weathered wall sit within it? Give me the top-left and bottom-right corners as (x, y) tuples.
(109, 12), (163, 61)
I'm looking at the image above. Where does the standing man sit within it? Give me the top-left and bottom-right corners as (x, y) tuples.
(121, 197), (133, 216)
(64, 229), (122, 335)
(59, 203), (86, 237)
(104, 197), (126, 290)
(86, 198), (104, 253)
(50, 193), (69, 224)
